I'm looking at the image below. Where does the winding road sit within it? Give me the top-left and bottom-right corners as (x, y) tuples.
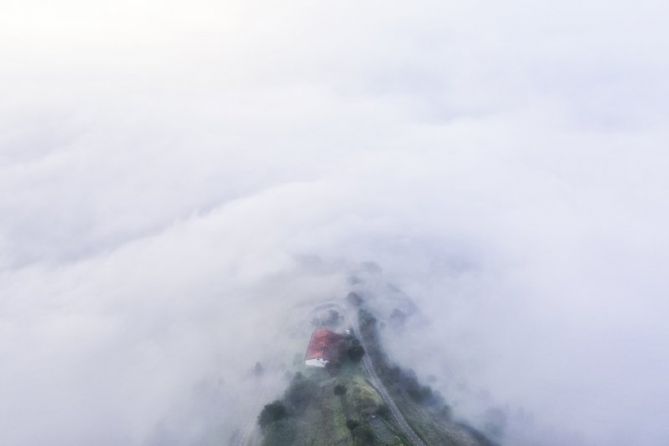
(360, 352), (426, 446)
(351, 310), (427, 446)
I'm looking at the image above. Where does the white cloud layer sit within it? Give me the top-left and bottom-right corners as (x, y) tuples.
(1, 0), (668, 445)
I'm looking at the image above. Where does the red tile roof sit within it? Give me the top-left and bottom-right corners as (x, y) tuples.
(305, 329), (344, 362)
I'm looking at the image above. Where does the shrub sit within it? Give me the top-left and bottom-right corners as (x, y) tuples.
(352, 425), (376, 444)
(334, 384), (347, 396)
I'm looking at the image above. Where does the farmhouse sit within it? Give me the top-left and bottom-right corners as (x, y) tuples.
(304, 328), (345, 368)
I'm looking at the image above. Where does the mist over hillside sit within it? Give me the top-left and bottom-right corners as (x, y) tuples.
(1, 1), (669, 445)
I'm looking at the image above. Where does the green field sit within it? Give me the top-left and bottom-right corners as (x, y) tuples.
(259, 360), (409, 445)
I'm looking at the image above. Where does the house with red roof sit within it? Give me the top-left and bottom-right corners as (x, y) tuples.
(304, 329), (345, 368)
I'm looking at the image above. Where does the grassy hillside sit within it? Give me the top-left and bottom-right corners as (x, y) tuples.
(259, 362), (409, 446)
(256, 302), (495, 446)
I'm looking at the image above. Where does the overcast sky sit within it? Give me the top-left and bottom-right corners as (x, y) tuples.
(1, 1), (668, 445)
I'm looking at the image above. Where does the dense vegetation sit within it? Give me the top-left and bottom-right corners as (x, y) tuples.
(357, 307), (496, 446)
(259, 344), (408, 445)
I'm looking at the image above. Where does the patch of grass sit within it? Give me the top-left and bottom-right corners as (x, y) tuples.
(346, 375), (384, 417)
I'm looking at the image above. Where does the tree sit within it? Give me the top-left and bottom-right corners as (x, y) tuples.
(258, 401), (287, 428)
(347, 344), (365, 362)
(352, 425), (376, 444)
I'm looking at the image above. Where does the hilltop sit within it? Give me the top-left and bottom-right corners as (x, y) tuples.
(254, 295), (495, 446)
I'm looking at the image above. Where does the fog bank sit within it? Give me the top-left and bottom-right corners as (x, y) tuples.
(1, 1), (668, 445)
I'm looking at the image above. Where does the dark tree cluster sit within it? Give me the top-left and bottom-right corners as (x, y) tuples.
(374, 404), (390, 420)
(346, 419), (376, 445)
(258, 401), (287, 428)
(334, 384), (347, 396)
(358, 308), (449, 412)
(257, 372), (319, 434)
(347, 344), (365, 362)
(402, 369), (438, 405)
(352, 425), (376, 444)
